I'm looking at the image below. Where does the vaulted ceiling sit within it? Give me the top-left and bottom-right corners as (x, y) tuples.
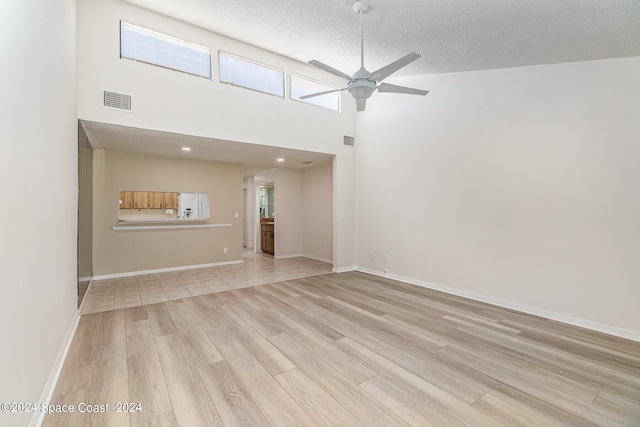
(123, 0), (640, 76)
(89, 1), (640, 173)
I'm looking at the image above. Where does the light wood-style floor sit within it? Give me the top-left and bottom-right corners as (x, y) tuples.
(81, 251), (332, 314)
(45, 271), (640, 426)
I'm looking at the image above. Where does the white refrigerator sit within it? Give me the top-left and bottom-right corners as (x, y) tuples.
(178, 193), (209, 219)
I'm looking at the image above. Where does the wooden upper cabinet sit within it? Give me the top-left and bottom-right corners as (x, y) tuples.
(120, 191), (179, 210)
(149, 192), (165, 209)
(133, 191), (149, 209)
(164, 192), (178, 209)
(120, 191), (134, 209)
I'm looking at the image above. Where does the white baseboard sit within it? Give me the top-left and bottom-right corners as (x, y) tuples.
(275, 253), (303, 260)
(30, 309), (81, 427)
(301, 254), (333, 264)
(92, 260), (244, 280)
(333, 266), (356, 273)
(78, 276), (92, 283)
(354, 267), (640, 343)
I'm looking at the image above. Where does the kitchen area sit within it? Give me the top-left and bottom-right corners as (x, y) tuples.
(118, 191), (210, 222)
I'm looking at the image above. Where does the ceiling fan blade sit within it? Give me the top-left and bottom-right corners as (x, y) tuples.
(308, 60), (353, 81)
(299, 88), (346, 100)
(371, 52), (421, 82)
(377, 82), (429, 96)
(356, 98), (367, 112)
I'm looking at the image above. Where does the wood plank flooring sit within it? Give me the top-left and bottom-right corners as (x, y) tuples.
(44, 272), (640, 426)
(81, 252), (333, 314)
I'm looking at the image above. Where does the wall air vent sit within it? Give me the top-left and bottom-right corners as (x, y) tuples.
(103, 90), (133, 112)
(343, 135), (355, 147)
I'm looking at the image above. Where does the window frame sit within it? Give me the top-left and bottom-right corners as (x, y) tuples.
(119, 21), (212, 79)
(290, 73), (342, 112)
(218, 51), (285, 98)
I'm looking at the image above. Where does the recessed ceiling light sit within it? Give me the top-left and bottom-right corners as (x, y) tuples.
(276, 158), (285, 162)
(182, 147), (191, 151)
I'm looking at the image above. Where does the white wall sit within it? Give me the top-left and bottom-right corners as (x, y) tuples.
(274, 169), (303, 258)
(77, 0), (357, 270)
(92, 150), (244, 276)
(333, 151), (356, 271)
(302, 160), (334, 263)
(243, 177), (256, 248)
(0, 1), (78, 426)
(356, 57), (640, 339)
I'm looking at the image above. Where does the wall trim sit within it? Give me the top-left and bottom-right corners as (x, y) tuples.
(333, 266), (356, 273)
(354, 267), (640, 343)
(269, 253), (333, 265)
(275, 253), (303, 260)
(29, 309), (81, 427)
(93, 260), (244, 280)
(301, 254), (333, 264)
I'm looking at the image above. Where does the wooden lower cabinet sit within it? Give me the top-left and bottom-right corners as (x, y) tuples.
(261, 223), (274, 255)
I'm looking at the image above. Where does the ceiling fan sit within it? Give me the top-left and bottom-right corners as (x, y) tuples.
(302, 1), (429, 112)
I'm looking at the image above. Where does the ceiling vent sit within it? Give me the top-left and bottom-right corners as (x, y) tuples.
(343, 136), (355, 147)
(103, 90), (133, 112)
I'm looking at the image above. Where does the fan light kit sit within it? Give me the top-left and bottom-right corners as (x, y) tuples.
(303, 1), (429, 112)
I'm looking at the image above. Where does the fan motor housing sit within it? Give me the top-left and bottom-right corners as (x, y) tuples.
(348, 79), (376, 100)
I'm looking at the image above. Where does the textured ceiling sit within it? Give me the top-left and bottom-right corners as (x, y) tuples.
(122, 0), (640, 76)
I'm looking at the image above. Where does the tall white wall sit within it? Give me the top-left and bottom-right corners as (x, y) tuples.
(77, 0), (357, 269)
(0, 1), (78, 426)
(356, 57), (640, 339)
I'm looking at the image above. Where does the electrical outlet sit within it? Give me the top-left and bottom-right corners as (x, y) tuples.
(223, 247), (228, 254)
(369, 253), (373, 261)
(384, 254), (389, 263)
(166, 209), (173, 214)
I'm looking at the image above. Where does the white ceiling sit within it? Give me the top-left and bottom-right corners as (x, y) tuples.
(87, 0), (640, 172)
(81, 121), (333, 177)
(122, 0), (640, 76)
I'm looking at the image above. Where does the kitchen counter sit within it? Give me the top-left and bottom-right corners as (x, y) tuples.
(113, 219), (231, 231)
(118, 218), (210, 225)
